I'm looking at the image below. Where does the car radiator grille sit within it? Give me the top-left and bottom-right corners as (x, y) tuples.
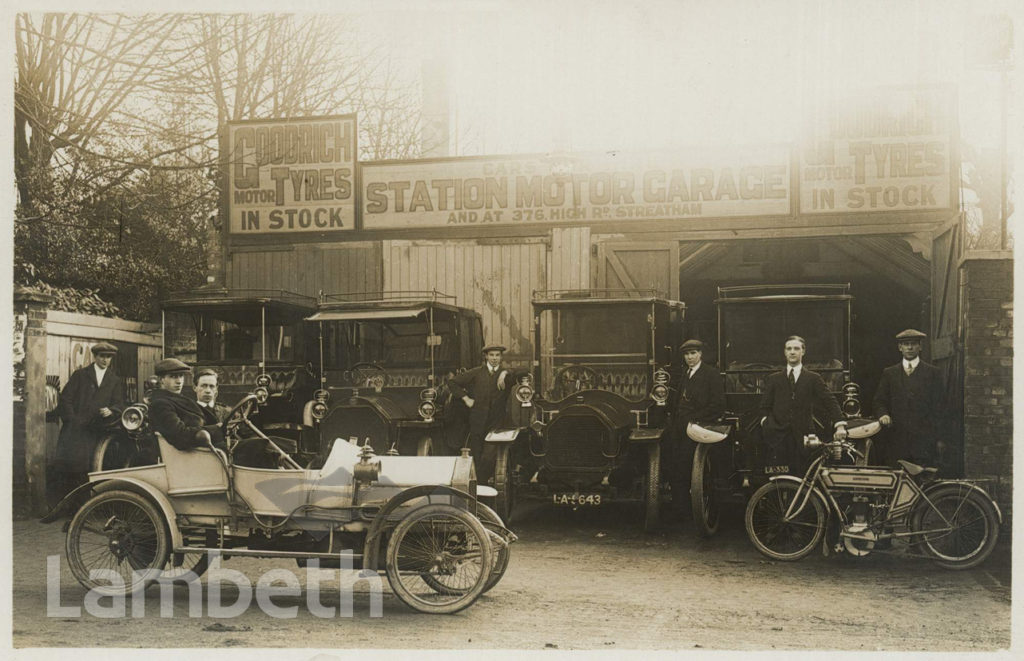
(321, 406), (391, 453)
(544, 414), (614, 470)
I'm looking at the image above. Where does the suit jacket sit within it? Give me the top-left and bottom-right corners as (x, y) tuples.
(149, 388), (225, 451)
(674, 364), (725, 434)
(759, 367), (843, 442)
(55, 364), (126, 471)
(449, 364), (511, 437)
(872, 361), (944, 459)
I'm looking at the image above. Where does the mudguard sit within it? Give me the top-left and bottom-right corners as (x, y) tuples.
(362, 484), (478, 571)
(922, 479), (1003, 524)
(485, 427), (528, 443)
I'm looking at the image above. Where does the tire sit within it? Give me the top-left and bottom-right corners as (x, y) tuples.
(912, 485), (1000, 570)
(643, 443), (661, 532)
(91, 434), (127, 472)
(744, 480), (825, 561)
(493, 445), (515, 523)
(161, 529), (214, 581)
(385, 503), (492, 614)
(416, 437), (434, 456)
(421, 503), (511, 595)
(690, 443), (720, 538)
(66, 490), (170, 595)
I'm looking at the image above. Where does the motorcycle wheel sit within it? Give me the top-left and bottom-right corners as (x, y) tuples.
(66, 490), (170, 595)
(385, 503), (492, 614)
(745, 480), (825, 561)
(421, 503), (511, 595)
(911, 485), (1000, 570)
(690, 443), (720, 538)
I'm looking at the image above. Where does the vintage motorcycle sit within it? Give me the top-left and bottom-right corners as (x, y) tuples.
(744, 418), (1001, 569)
(45, 391), (515, 614)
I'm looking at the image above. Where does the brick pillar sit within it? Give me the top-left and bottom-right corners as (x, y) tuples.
(961, 259), (1013, 521)
(13, 287), (53, 517)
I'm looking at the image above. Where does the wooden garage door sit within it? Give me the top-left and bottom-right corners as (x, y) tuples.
(596, 241), (679, 299)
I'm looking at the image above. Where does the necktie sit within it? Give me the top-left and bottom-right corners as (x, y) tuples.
(905, 363), (915, 376)
(788, 369), (796, 387)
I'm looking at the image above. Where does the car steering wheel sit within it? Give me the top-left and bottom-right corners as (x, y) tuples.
(554, 364), (598, 397)
(223, 393), (257, 438)
(343, 362), (388, 386)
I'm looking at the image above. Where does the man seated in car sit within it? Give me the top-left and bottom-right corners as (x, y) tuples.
(149, 358), (276, 467)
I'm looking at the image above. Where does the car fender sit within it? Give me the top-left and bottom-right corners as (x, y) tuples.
(921, 479), (1003, 524)
(485, 427), (527, 443)
(92, 477), (183, 549)
(362, 484), (478, 571)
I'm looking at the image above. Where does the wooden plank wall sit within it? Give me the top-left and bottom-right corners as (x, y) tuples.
(548, 226), (591, 290)
(382, 239), (548, 365)
(227, 243), (382, 298)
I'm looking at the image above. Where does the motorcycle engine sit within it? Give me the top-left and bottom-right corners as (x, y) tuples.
(841, 524), (877, 556)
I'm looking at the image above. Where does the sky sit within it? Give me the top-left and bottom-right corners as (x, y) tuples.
(357, 0), (1017, 156)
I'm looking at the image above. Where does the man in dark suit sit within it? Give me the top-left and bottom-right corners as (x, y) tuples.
(51, 342), (126, 504)
(872, 329), (945, 467)
(149, 359), (226, 451)
(449, 343), (513, 481)
(759, 335), (847, 473)
(670, 339), (725, 513)
(194, 367), (231, 424)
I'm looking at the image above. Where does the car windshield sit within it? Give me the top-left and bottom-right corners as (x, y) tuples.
(323, 315), (458, 371)
(720, 299), (848, 392)
(536, 303), (651, 398)
(165, 309), (301, 364)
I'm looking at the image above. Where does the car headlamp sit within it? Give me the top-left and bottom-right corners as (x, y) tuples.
(418, 400), (436, 421)
(841, 382), (861, 417)
(121, 406), (146, 431)
(255, 373), (272, 388)
(311, 401), (328, 420)
(515, 383), (535, 404)
(651, 383), (669, 405)
(313, 389), (330, 404)
(254, 386), (270, 404)
(653, 369), (671, 386)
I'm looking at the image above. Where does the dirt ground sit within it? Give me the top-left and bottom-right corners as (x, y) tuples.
(10, 501), (1012, 652)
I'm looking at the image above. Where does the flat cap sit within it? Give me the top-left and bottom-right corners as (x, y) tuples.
(680, 339), (704, 351)
(895, 329), (927, 341)
(91, 341), (118, 355)
(482, 344), (507, 353)
(154, 358), (191, 375)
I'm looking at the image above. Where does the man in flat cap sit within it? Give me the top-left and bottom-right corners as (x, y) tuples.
(50, 342), (126, 504)
(670, 339), (725, 516)
(148, 358), (227, 451)
(449, 344), (513, 480)
(872, 329), (945, 467)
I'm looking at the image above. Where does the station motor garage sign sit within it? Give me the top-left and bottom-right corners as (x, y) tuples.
(361, 146), (791, 229)
(226, 115), (356, 234)
(800, 86), (956, 215)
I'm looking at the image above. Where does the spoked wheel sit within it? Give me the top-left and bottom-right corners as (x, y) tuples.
(912, 485), (1000, 569)
(162, 529), (214, 581)
(421, 503), (512, 596)
(385, 503), (492, 614)
(92, 435), (130, 472)
(642, 443), (661, 532)
(493, 445), (515, 523)
(66, 490), (170, 595)
(690, 443), (720, 538)
(745, 480), (825, 561)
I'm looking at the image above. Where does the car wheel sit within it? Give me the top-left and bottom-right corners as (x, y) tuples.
(643, 443), (661, 532)
(690, 443), (720, 537)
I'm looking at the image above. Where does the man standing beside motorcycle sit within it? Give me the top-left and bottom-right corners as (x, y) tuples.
(50, 342), (126, 506)
(759, 336), (847, 473)
(872, 329), (945, 468)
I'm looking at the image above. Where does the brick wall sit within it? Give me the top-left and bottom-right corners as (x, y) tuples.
(12, 400), (27, 517)
(961, 258), (1013, 520)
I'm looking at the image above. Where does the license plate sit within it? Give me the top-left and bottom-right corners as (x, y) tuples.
(764, 465), (789, 475)
(552, 493), (603, 506)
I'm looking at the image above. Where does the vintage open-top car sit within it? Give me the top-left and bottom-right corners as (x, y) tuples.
(688, 283), (861, 536)
(162, 288), (319, 440)
(303, 291), (483, 458)
(44, 391), (514, 614)
(485, 289), (686, 529)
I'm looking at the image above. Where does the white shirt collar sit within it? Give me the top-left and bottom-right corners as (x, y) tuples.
(903, 357), (920, 369)
(688, 362), (702, 376)
(788, 364), (803, 378)
(94, 364), (107, 382)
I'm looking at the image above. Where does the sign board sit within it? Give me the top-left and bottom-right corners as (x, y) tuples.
(226, 116), (357, 234)
(362, 146), (791, 229)
(799, 87), (956, 215)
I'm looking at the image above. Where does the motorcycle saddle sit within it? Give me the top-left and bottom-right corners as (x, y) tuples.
(897, 459), (938, 477)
